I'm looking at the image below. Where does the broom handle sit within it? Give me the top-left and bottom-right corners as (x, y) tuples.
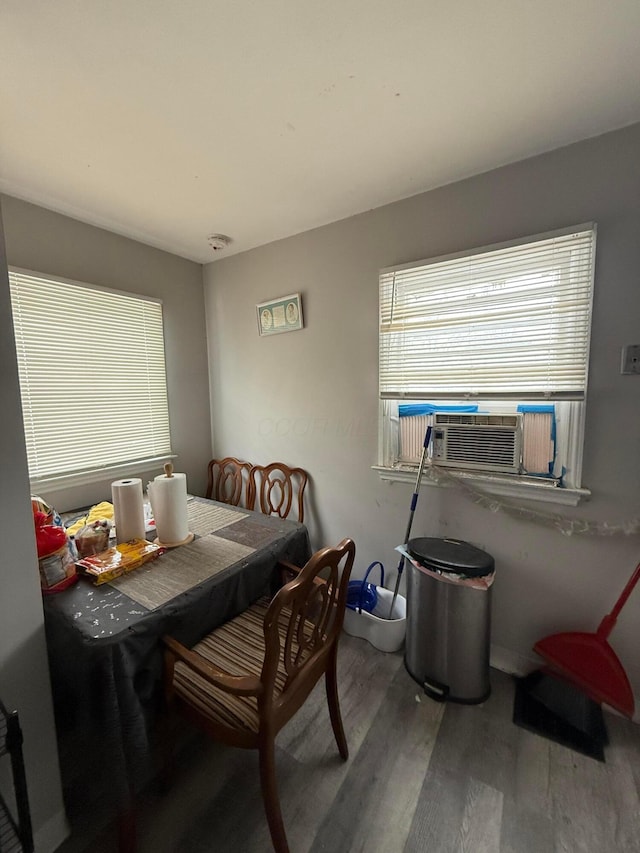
(388, 426), (432, 618)
(597, 560), (640, 638)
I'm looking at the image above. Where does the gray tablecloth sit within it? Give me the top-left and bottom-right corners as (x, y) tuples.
(43, 499), (311, 814)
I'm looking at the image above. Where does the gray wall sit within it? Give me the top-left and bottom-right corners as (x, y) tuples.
(0, 196), (212, 850)
(204, 123), (640, 708)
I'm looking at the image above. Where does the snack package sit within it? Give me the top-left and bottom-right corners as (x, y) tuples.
(32, 494), (63, 528)
(76, 538), (166, 585)
(74, 520), (111, 558)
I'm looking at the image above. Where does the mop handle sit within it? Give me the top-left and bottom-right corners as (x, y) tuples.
(402, 425), (432, 543)
(389, 426), (432, 617)
(597, 560), (640, 638)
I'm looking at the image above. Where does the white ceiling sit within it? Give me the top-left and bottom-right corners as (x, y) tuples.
(3, 1), (640, 264)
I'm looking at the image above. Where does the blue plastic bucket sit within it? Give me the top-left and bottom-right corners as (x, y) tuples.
(346, 561), (385, 614)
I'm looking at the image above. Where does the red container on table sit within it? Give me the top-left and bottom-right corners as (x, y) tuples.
(34, 511), (78, 593)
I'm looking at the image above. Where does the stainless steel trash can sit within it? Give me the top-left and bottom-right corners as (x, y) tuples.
(404, 537), (495, 704)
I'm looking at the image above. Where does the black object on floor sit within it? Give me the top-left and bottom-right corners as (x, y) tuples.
(513, 670), (608, 762)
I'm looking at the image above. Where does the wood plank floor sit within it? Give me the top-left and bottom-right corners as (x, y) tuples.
(56, 633), (640, 853)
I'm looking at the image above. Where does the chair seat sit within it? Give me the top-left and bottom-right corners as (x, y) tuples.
(173, 597), (313, 734)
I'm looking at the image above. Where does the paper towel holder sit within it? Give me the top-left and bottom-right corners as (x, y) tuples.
(154, 531), (195, 548)
(150, 461), (195, 548)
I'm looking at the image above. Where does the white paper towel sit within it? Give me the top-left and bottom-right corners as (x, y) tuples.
(111, 478), (146, 544)
(149, 471), (189, 545)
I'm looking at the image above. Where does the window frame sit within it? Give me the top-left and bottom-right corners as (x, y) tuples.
(376, 224), (596, 505)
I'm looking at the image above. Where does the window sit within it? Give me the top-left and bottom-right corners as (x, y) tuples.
(9, 268), (172, 489)
(378, 224), (596, 498)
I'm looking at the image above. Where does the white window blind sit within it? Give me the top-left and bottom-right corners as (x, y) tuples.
(9, 268), (172, 483)
(379, 225), (596, 401)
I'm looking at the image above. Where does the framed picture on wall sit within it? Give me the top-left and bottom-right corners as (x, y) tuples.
(257, 293), (304, 336)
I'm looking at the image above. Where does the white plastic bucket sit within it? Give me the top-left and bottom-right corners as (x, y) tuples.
(343, 586), (406, 653)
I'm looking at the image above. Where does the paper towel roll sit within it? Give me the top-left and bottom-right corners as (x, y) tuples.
(111, 478), (146, 544)
(150, 470), (189, 545)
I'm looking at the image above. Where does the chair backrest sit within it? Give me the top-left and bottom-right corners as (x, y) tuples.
(206, 457), (252, 506)
(261, 538), (355, 725)
(248, 462), (308, 523)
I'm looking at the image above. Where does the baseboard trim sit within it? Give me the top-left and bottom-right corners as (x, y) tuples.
(490, 643), (538, 678)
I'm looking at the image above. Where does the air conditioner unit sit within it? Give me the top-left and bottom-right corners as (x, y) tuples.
(432, 413), (522, 474)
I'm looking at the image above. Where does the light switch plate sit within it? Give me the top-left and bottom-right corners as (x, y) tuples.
(621, 344), (640, 374)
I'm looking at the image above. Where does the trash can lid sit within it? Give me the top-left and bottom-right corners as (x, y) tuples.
(407, 537), (494, 577)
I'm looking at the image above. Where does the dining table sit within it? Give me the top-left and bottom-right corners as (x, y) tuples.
(42, 496), (312, 832)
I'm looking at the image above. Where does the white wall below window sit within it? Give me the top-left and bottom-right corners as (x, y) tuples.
(204, 123), (640, 715)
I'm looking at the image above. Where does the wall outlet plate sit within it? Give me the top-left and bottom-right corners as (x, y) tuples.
(621, 344), (640, 374)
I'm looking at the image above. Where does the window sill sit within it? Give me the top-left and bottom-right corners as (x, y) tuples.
(373, 465), (590, 506)
(30, 455), (176, 495)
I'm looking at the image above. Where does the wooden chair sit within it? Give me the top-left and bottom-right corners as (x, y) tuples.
(206, 457), (252, 506)
(248, 462), (308, 523)
(163, 538), (356, 853)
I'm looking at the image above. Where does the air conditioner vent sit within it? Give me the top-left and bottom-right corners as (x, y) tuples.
(435, 413), (520, 428)
(432, 413), (522, 473)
